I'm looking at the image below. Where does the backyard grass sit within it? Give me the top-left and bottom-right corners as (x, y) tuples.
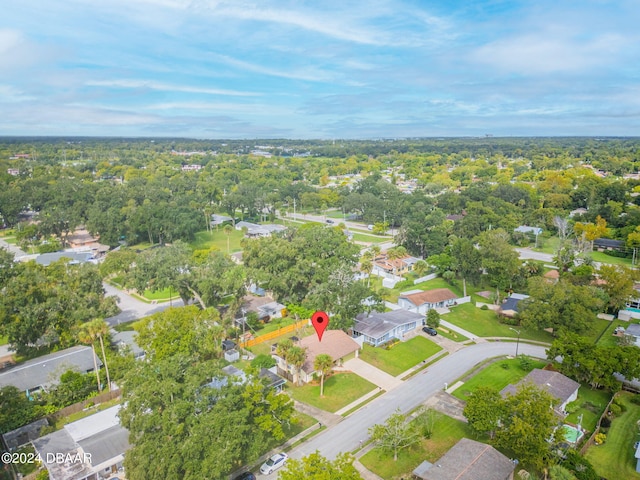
(286, 372), (377, 413)
(0, 335), (8, 346)
(565, 386), (611, 433)
(452, 357), (548, 401)
(443, 302), (554, 343)
(247, 325), (316, 356)
(190, 228), (245, 253)
(2, 236), (17, 244)
(581, 318), (615, 344)
(360, 414), (480, 480)
(359, 336), (443, 376)
(585, 392), (640, 479)
(530, 235), (561, 255)
(598, 320), (638, 347)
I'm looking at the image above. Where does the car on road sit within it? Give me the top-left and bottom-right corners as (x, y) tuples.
(326, 219), (334, 224)
(260, 453), (288, 475)
(422, 326), (438, 336)
(233, 472), (256, 480)
(367, 224), (374, 230)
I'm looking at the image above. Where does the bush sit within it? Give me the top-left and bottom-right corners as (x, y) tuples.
(630, 395), (640, 405)
(500, 363), (510, 370)
(564, 400), (581, 414)
(594, 432), (606, 445)
(608, 403), (622, 416)
(518, 355), (533, 372)
(600, 416), (611, 428)
(251, 353), (276, 370)
(480, 304), (489, 310)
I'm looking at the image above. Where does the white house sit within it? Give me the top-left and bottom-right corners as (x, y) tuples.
(398, 288), (459, 314)
(501, 369), (579, 416)
(353, 310), (424, 347)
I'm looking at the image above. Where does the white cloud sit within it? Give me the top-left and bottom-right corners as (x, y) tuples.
(85, 79), (261, 97)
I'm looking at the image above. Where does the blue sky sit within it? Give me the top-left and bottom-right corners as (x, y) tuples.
(1, 0), (639, 138)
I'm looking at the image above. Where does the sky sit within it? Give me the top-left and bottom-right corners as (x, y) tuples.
(1, 0), (639, 138)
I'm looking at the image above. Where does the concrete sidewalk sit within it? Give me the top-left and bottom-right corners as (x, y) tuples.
(440, 319), (482, 342)
(343, 357), (402, 391)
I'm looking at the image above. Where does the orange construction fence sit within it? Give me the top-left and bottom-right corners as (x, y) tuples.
(240, 319), (309, 348)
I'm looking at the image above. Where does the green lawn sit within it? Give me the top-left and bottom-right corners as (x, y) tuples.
(589, 250), (633, 266)
(247, 326), (316, 357)
(581, 318), (615, 344)
(443, 302), (554, 343)
(2, 236), (17, 244)
(565, 386), (611, 433)
(359, 336), (443, 376)
(598, 320), (640, 347)
(286, 372), (377, 413)
(585, 392), (640, 479)
(351, 232), (391, 244)
(530, 235), (561, 254)
(0, 335), (8, 346)
(190, 228), (245, 253)
(436, 326), (468, 342)
(452, 357), (548, 401)
(361, 414), (480, 479)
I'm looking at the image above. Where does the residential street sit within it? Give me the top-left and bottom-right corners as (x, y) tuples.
(103, 283), (183, 326)
(260, 341), (547, 478)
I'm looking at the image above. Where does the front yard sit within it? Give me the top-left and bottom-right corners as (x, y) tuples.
(585, 392), (640, 479)
(286, 372), (377, 413)
(451, 357), (548, 401)
(359, 336), (443, 376)
(443, 302), (553, 343)
(360, 414), (480, 480)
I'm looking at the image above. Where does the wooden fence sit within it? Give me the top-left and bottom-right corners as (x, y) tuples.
(50, 388), (121, 421)
(579, 392), (617, 455)
(240, 319), (309, 348)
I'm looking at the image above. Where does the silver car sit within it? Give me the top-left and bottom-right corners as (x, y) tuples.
(259, 453), (288, 475)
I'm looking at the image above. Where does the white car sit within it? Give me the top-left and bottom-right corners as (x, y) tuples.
(367, 224), (374, 230)
(260, 453), (288, 475)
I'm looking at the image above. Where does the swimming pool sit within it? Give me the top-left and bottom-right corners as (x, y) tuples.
(561, 424), (584, 444)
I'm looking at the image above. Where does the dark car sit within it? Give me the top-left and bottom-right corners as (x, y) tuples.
(326, 219), (334, 224)
(422, 326), (438, 336)
(233, 473), (256, 480)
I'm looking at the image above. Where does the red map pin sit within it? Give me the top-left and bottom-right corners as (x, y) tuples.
(311, 311), (329, 342)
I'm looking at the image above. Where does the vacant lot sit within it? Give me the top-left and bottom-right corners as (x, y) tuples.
(286, 372), (376, 413)
(585, 392), (640, 479)
(452, 357), (548, 401)
(359, 336), (443, 376)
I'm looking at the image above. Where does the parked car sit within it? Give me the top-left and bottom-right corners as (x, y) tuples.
(422, 326), (438, 336)
(367, 224), (374, 230)
(233, 472), (256, 480)
(326, 219), (334, 224)
(260, 453), (288, 475)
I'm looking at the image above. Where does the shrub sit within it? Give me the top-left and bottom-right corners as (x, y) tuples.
(608, 403), (622, 416)
(480, 304), (489, 310)
(564, 400), (581, 414)
(630, 395), (640, 405)
(600, 416), (611, 428)
(251, 353), (276, 370)
(500, 363), (510, 370)
(518, 355), (533, 372)
(594, 432), (606, 445)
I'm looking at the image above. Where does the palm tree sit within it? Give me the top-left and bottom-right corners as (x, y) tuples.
(288, 346), (307, 386)
(360, 251), (374, 287)
(223, 224), (233, 254)
(89, 319), (111, 392)
(77, 323), (102, 392)
(413, 259), (429, 277)
(275, 339), (294, 378)
(314, 354), (333, 397)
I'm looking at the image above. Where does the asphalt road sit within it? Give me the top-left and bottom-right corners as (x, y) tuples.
(260, 341), (547, 478)
(103, 283), (183, 326)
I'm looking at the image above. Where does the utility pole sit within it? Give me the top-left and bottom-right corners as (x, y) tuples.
(509, 327), (521, 357)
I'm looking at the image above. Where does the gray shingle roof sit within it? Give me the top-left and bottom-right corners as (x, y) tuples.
(354, 310), (424, 340)
(413, 438), (515, 480)
(0, 346), (102, 392)
(625, 324), (640, 337)
(500, 369), (579, 405)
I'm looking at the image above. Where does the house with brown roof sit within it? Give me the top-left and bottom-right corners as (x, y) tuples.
(500, 369), (579, 416)
(66, 228), (102, 249)
(543, 269), (560, 283)
(353, 310), (424, 347)
(413, 437), (515, 480)
(398, 288), (459, 314)
(372, 251), (421, 276)
(275, 330), (361, 384)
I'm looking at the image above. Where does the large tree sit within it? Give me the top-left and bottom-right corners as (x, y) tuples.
(463, 386), (504, 439)
(519, 277), (604, 335)
(278, 451), (362, 480)
(369, 409), (421, 461)
(477, 229), (521, 301)
(596, 264), (637, 313)
(493, 383), (561, 471)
